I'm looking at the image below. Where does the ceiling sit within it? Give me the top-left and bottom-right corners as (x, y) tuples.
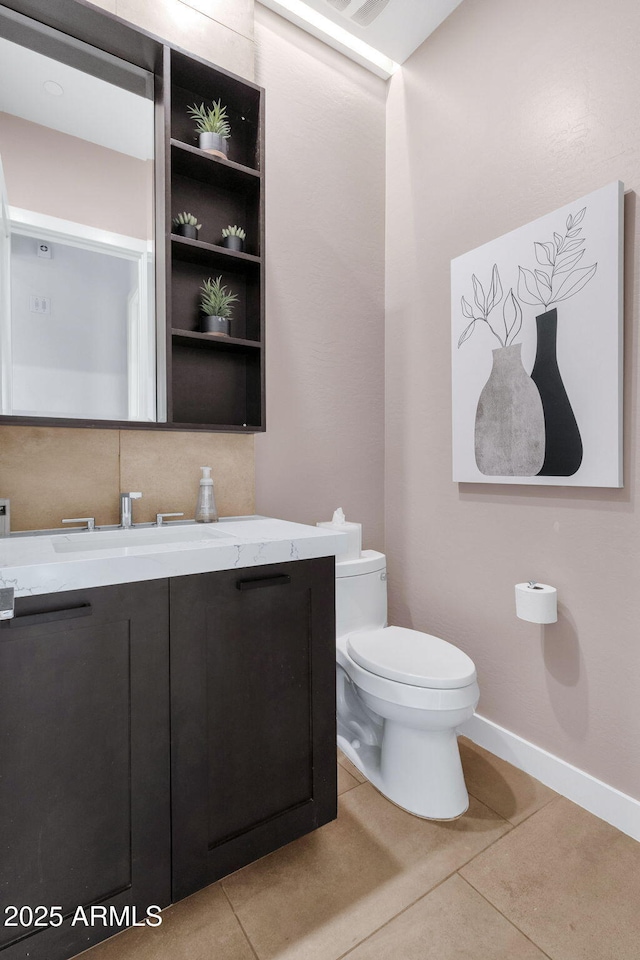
(0, 35), (154, 161)
(258, 0), (464, 76)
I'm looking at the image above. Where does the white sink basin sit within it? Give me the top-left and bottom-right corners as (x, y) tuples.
(52, 524), (233, 554)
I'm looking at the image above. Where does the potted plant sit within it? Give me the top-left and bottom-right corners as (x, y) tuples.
(172, 212), (202, 240)
(221, 225), (246, 252)
(200, 276), (238, 336)
(188, 99), (231, 159)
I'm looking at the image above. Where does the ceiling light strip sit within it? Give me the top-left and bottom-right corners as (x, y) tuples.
(257, 0), (399, 79)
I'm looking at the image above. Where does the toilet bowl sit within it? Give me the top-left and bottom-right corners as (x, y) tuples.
(336, 550), (479, 819)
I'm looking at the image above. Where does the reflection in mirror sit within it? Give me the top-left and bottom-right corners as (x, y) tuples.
(0, 30), (156, 422)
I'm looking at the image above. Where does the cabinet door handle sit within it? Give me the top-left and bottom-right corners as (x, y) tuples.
(236, 574), (291, 591)
(4, 603), (93, 628)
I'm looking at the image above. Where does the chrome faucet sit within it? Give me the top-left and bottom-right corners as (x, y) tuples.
(120, 492), (142, 529)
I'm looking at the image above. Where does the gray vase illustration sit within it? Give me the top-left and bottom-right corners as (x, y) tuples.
(475, 344), (545, 476)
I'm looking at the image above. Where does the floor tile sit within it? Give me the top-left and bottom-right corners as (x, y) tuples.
(461, 796), (640, 960)
(459, 737), (557, 825)
(342, 874), (548, 960)
(79, 883), (254, 960)
(222, 782), (510, 960)
(337, 761), (359, 795)
(338, 749), (366, 784)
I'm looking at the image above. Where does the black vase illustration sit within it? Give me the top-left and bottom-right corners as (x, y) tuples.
(530, 308), (583, 476)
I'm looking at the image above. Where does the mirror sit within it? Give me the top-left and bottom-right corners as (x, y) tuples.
(0, 19), (157, 422)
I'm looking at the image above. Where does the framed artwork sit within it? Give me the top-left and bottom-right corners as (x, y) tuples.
(451, 181), (624, 486)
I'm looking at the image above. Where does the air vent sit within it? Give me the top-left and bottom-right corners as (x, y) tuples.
(322, 0), (390, 27)
(351, 0), (390, 26)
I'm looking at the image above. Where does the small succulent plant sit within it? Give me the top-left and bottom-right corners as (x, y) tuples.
(188, 99), (231, 138)
(200, 276), (238, 318)
(222, 225), (246, 240)
(172, 212), (202, 229)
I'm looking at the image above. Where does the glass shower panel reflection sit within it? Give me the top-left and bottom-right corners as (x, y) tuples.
(9, 232), (153, 421)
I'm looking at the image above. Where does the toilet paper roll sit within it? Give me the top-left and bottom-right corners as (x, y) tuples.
(515, 582), (557, 624)
(316, 520), (362, 560)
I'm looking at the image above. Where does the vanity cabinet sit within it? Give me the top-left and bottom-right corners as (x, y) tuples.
(0, 580), (171, 960)
(170, 557), (337, 900)
(0, 557), (336, 959)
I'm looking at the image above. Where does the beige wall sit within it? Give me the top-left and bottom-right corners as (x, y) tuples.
(253, 7), (386, 549)
(0, 0), (256, 528)
(0, 112), (152, 240)
(89, 0), (254, 79)
(386, 0), (640, 799)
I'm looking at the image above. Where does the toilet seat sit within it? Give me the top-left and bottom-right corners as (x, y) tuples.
(346, 626), (476, 690)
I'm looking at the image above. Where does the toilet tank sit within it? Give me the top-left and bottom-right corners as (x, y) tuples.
(335, 550), (387, 638)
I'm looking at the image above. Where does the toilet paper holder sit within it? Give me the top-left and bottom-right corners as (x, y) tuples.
(515, 580), (558, 624)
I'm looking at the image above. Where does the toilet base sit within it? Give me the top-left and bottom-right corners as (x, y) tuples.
(338, 721), (470, 820)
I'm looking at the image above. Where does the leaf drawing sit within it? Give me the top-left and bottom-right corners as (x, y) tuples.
(518, 266), (545, 306)
(561, 238), (585, 254)
(502, 289), (522, 344)
(458, 319), (476, 347)
(535, 242), (554, 266)
(535, 270), (552, 294)
(487, 263), (503, 312)
(571, 206), (586, 227)
(552, 263), (597, 303)
(518, 205), (597, 309)
(458, 264), (515, 348)
(472, 275), (486, 313)
(554, 250), (585, 274)
(461, 296), (474, 319)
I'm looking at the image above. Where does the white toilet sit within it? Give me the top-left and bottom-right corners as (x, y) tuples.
(336, 550), (479, 819)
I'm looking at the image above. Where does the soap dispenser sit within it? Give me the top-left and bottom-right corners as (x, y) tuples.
(195, 466), (218, 522)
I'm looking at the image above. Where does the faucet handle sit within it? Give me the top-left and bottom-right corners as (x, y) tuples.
(156, 512), (185, 527)
(62, 517), (96, 531)
(121, 492), (142, 500)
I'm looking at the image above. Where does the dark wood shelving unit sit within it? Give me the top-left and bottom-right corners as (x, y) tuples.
(171, 329), (261, 350)
(166, 48), (265, 431)
(171, 234), (261, 268)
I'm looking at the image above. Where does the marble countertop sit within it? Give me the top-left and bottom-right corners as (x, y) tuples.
(0, 516), (348, 598)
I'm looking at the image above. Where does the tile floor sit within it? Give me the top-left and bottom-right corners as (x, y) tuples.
(82, 738), (640, 960)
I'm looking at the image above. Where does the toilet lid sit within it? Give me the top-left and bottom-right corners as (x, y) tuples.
(346, 626), (477, 689)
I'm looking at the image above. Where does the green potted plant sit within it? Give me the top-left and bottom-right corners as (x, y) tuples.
(172, 212), (202, 240)
(221, 225), (246, 252)
(200, 276), (238, 336)
(188, 99), (231, 159)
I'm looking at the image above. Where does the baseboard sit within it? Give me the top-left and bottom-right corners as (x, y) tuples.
(459, 713), (640, 843)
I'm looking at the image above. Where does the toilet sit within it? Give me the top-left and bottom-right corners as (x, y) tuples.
(336, 550), (479, 819)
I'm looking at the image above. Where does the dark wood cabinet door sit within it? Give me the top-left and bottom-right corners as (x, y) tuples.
(0, 580), (171, 960)
(170, 557), (337, 900)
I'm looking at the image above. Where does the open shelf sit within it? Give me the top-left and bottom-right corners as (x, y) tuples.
(171, 343), (262, 428)
(171, 329), (261, 350)
(171, 235), (261, 269)
(171, 140), (260, 185)
(170, 46), (261, 171)
(166, 46), (265, 430)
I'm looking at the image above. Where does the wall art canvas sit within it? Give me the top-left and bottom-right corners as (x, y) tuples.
(451, 181), (624, 487)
